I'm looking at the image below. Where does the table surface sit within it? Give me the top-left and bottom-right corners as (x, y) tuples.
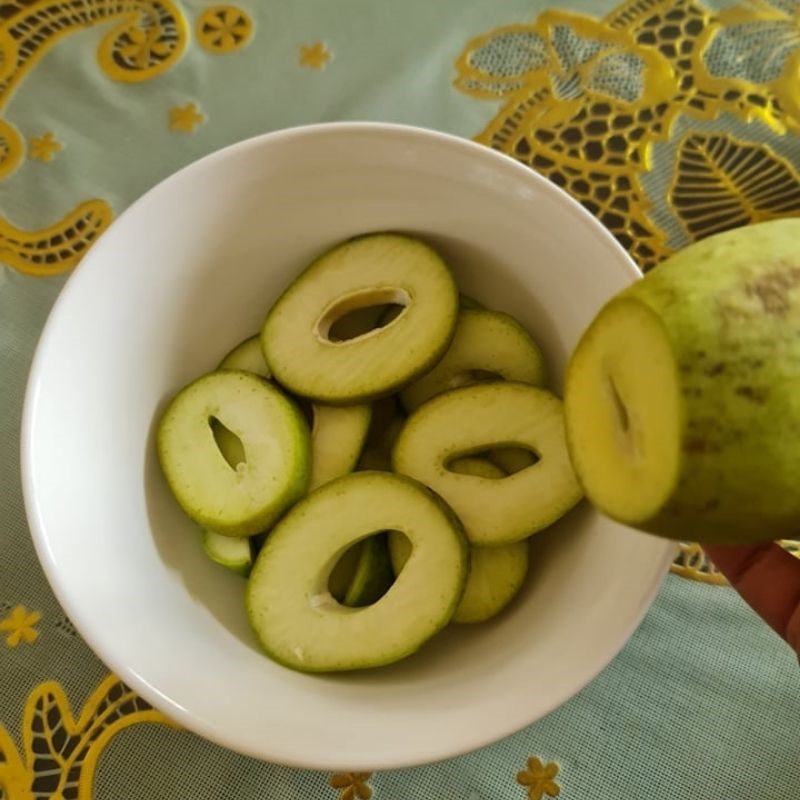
(1, 1), (799, 798)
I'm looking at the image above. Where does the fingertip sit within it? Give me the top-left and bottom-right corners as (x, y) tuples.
(704, 542), (800, 654)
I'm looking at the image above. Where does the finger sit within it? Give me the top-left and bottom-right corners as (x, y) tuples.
(704, 542), (800, 655)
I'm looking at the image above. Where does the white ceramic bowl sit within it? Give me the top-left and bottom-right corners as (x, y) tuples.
(22, 123), (674, 770)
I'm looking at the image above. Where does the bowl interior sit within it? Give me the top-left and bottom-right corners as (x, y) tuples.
(23, 124), (674, 770)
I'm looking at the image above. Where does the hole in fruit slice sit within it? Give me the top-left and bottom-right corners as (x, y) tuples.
(607, 373), (630, 433)
(488, 447), (540, 475)
(209, 417), (246, 469)
(445, 449), (540, 477)
(327, 532), (395, 607)
(317, 288), (410, 343)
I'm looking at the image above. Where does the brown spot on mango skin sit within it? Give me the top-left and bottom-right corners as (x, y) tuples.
(735, 385), (769, 404)
(706, 362), (726, 376)
(744, 266), (800, 316)
(684, 436), (721, 454)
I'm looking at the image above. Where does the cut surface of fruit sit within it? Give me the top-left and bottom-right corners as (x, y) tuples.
(565, 298), (682, 527)
(328, 535), (394, 607)
(358, 405), (405, 471)
(202, 529), (253, 576)
(219, 335), (271, 377)
(388, 531), (528, 624)
(452, 541), (528, 623)
(401, 309), (546, 411)
(309, 404), (371, 490)
(217, 333), (370, 492)
(157, 370), (310, 536)
(566, 219), (800, 544)
(328, 541), (363, 601)
(393, 382), (582, 544)
(343, 533), (395, 607)
(246, 472), (468, 672)
(329, 304), (402, 341)
(261, 234), (459, 403)
(390, 453), (529, 623)
(489, 447), (537, 475)
(448, 457), (505, 479)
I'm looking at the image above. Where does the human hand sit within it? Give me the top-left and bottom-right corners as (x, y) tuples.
(704, 543), (800, 658)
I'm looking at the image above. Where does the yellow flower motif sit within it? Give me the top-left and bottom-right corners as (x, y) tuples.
(0, 674), (175, 799)
(119, 24), (171, 70)
(0, 605), (42, 647)
(197, 6), (253, 53)
(329, 772), (373, 800)
(300, 41), (332, 70)
(517, 756), (560, 800)
(169, 103), (205, 133)
(28, 132), (62, 162)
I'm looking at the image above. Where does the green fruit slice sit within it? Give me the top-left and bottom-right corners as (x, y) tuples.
(389, 455), (528, 622)
(342, 534), (395, 607)
(246, 471), (468, 672)
(328, 305), (387, 342)
(393, 382), (582, 544)
(309, 404), (371, 490)
(327, 541), (363, 601)
(262, 234), (459, 403)
(452, 541), (528, 623)
(218, 334), (370, 491)
(389, 532), (528, 624)
(449, 456), (505, 479)
(400, 309), (546, 411)
(358, 399), (405, 471)
(358, 417), (404, 471)
(564, 219), (800, 545)
(157, 370), (310, 536)
(328, 537), (395, 607)
(489, 447), (536, 475)
(565, 298), (682, 530)
(219, 335), (271, 377)
(202, 529), (253, 576)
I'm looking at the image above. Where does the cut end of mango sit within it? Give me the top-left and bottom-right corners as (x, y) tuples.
(565, 297), (683, 527)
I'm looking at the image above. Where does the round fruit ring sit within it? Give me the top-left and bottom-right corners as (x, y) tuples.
(246, 471), (468, 672)
(261, 234), (459, 403)
(393, 382), (582, 544)
(157, 370), (309, 536)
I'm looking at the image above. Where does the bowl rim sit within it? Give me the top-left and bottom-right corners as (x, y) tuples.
(21, 121), (675, 770)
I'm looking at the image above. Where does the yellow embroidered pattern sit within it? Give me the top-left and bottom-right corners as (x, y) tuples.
(300, 41), (331, 70)
(0, 674), (175, 799)
(169, 102), (205, 133)
(517, 757), (561, 799)
(0, 200), (113, 277)
(454, 0), (800, 271)
(329, 772), (373, 800)
(27, 132), (61, 162)
(456, 0), (800, 584)
(0, 606), (41, 648)
(0, 0), (188, 275)
(669, 133), (800, 240)
(675, 540), (800, 585)
(196, 5), (253, 54)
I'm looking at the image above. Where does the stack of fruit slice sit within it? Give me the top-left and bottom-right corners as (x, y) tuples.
(157, 233), (583, 673)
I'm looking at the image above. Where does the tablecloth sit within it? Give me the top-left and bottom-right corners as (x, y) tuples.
(1, 0), (799, 797)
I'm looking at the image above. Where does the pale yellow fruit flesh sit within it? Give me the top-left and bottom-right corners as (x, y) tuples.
(309, 404), (371, 491)
(565, 297), (682, 526)
(389, 454), (528, 624)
